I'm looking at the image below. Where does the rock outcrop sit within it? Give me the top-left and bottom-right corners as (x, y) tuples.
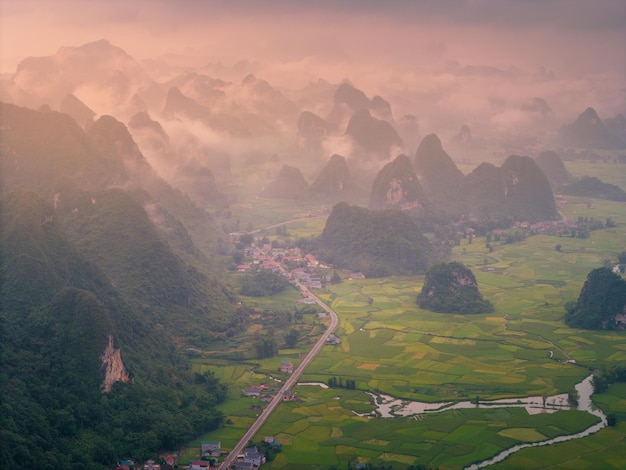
(417, 261), (493, 314)
(346, 109), (403, 160)
(261, 165), (309, 199)
(309, 154), (352, 200)
(533, 150), (573, 189)
(101, 335), (131, 393)
(414, 134), (464, 215)
(558, 107), (624, 149)
(369, 154), (427, 211)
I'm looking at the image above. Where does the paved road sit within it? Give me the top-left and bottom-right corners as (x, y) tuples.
(218, 278), (339, 469)
(249, 215), (325, 234)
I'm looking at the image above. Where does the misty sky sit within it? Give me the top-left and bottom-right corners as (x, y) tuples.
(4, 1), (625, 72)
(2, 0), (625, 132)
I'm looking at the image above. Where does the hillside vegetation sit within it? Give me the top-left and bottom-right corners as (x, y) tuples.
(417, 261), (494, 314)
(565, 267), (626, 329)
(0, 192), (228, 468)
(315, 202), (444, 277)
(0, 103), (242, 468)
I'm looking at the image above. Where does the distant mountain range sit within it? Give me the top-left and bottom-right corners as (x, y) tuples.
(558, 107), (626, 149)
(368, 134), (560, 223)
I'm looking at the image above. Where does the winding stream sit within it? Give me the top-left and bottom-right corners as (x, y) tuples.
(352, 375), (606, 468)
(466, 375), (606, 469)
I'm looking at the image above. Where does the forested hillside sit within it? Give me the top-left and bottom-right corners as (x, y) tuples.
(417, 261), (494, 314)
(565, 268), (626, 329)
(0, 192), (228, 468)
(315, 202), (444, 276)
(0, 103), (241, 468)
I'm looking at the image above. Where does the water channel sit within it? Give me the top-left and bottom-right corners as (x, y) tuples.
(347, 375), (605, 468)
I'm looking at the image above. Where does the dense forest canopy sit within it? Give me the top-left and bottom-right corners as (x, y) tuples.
(0, 103), (242, 469)
(240, 270), (292, 297)
(0, 192), (228, 468)
(315, 202), (443, 277)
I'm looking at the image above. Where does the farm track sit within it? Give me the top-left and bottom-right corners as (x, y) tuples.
(217, 254), (339, 469)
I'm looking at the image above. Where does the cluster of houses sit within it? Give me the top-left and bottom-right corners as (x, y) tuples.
(511, 218), (578, 235)
(235, 242), (329, 289)
(242, 362), (299, 405)
(188, 439), (279, 470)
(115, 457), (175, 470)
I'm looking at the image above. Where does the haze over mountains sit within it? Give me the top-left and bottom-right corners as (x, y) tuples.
(3, 0), (626, 179)
(1, 2), (625, 468)
(3, 37), (624, 209)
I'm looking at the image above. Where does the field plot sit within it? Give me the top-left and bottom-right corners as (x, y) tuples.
(256, 386), (599, 470)
(255, 220), (624, 467)
(307, 277), (592, 401)
(194, 165), (626, 468)
(490, 382), (626, 470)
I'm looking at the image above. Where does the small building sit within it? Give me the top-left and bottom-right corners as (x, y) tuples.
(350, 272), (365, 279)
(237, 264), (251, 273)
(190, 461), (210, 470)
(264, 436), (281, 449)
(262, 260), (281, 272)
(279, 360), (293, 374)
(282, 389), (297, 401)
(143, 461), (160, 470)
(243, 387), (261, 397)
(326, 333), (341, 345)
(201, 441), (221, 457)
(243, 447), (265, 467)
(235, 463), (255, 470)
(304, 254), (319, 266)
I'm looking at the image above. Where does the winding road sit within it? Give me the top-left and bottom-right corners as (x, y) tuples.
(218, 274), (339, 469)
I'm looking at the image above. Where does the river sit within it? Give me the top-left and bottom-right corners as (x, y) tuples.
(352, 375), (606, 468)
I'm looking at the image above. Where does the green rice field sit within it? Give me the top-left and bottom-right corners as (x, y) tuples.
(189, 162), (626, 469)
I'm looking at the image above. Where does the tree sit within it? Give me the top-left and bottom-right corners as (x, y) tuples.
(232, 251), (244, 265)
(607, 413), (617, 426)
(618, 251), (626, 264)
(240, 271), (291, 297)
(555, 244), (562, 252)
(284, 329), (298, 348)
(254, 338), (278, 359)
(330, 270), (342, 284)
(239, 233), (254, 246)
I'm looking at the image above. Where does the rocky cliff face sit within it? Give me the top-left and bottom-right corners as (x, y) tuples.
(309, 154), (352, 200)
(346, 109), (403, 160)
(500, 155), (559, 222)
(558, 107), (624, 149)
(261, 164), (309, 199)
(101, 335), (131, 393)
(369, 154), (427, 211)
(414, 134), (464, 215)
(533, 150), (574, 189)
(461, 155), (559, 223)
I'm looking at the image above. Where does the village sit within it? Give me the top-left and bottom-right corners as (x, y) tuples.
(112, 236), (347, 470)
(113, 437), (276, 470)
(232, 231), (366, 288)
(116, 208), (619, 470)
